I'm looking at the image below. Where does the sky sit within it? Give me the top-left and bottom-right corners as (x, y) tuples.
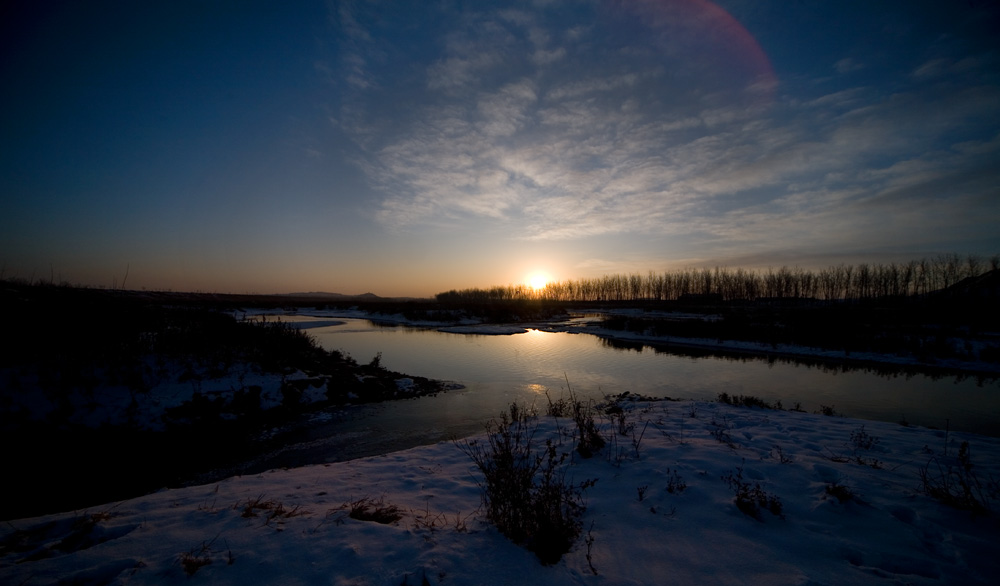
(2, 0), (999, 297)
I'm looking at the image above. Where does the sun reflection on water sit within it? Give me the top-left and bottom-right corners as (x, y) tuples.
(525, 383), (549, 395)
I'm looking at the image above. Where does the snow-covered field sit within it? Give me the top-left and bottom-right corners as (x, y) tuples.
(3, 399), (998, 585)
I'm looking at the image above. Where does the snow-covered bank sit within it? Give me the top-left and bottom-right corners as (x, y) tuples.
(0, 308), (463, 520)
(0, 356), (443, 434)
(3, 400), (998, 585)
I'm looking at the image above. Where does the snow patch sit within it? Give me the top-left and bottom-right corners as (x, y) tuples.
(3, 401), (998, 584)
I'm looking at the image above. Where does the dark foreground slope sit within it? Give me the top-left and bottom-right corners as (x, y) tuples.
(0, 282), (451, 520)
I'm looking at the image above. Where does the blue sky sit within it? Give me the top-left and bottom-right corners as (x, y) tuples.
(2, 0), (998, 296)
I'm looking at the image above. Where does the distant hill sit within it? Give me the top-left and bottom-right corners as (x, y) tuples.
(280, 292), (383, 300)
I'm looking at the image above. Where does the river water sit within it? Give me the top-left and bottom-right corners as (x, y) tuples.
(303, 317), (998, 434)
(229, 314), (999, 474)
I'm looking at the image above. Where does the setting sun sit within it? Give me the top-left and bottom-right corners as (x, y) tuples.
(527, 272), (551, 290)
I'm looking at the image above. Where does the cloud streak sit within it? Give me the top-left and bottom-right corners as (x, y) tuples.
(333, 0), (999, 261)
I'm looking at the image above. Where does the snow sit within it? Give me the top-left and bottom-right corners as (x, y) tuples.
(3, 399), (998, 585)
(0, 354), (437, 435)
(0, 359), (295, 433)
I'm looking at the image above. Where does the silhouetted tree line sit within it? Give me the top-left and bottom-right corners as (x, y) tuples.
(436, 253), (999, 304)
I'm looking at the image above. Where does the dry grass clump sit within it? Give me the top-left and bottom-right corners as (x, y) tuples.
(722, 461), (783, 521)
(347, 497), (403, 524)
(235, 495), (307, 527)
(919, 441), (999, 514)
(459, 402), (596, 564)
(178, 535), (234, 576)
(717, 393), (783, 410)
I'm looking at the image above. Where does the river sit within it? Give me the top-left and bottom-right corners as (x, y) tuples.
(214, 313), (1000, 475)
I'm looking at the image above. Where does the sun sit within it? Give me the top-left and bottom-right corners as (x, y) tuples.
(527, 272), (551, 291)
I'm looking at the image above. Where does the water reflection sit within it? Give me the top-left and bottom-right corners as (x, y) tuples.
(597, 334), (1000, 385)
(525, 383), (549, 395)
(300, 317), (999, 437)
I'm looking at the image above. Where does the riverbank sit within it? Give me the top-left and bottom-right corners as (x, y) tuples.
(3, 398), (998, 585)
(0, 284), (457, 520)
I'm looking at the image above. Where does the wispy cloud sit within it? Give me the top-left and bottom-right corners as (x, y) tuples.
(332, 0), (1000, 261)
(834, 58), (864, 74)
